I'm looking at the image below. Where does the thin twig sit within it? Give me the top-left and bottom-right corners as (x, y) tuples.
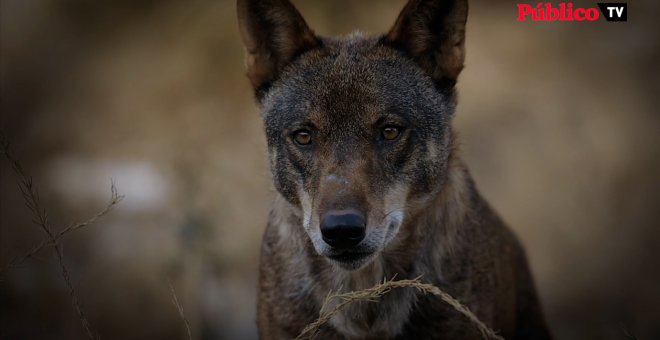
(1, 181), (122, 274)
(1, 137), (101, 339)
(295, 277), (505, 340)
(169, 280), (193, 340)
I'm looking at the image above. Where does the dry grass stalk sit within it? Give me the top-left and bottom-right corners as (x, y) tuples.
(1, 182), (122, 274)
(1, 136), (122, 339)
(295, 277), (505, 340)
(168, 280), (193, 340)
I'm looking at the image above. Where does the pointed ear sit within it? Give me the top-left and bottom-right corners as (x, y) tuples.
(237, 0), (320, 98)
(383, 0), (468, 88)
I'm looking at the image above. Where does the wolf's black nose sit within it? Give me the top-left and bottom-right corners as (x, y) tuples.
(320, 210), (366, 249)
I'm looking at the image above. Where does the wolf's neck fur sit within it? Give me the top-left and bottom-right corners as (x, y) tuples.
(273, 153), (474, 338)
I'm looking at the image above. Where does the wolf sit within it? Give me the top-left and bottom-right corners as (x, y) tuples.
(237, 0), (552, 338)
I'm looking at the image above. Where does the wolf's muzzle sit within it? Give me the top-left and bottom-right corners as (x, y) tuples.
(320, 209), (366, 249)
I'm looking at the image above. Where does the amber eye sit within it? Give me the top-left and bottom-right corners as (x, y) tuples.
(293, 130), (312, 145)
(382, 126), (401, 140)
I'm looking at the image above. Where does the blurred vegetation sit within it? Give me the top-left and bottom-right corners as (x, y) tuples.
(1, 0), (659, 339)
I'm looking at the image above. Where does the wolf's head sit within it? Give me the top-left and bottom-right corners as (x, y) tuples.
(238, 0), (467, 270)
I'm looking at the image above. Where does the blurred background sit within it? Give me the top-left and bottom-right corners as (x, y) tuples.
(1, 0), (658, 339)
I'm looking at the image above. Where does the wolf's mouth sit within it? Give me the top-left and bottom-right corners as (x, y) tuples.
(328, 251), (372, 263)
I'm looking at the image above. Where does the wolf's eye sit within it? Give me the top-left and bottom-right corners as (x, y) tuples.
(381, 127), (401, 140)
(293, 130), (312, 145)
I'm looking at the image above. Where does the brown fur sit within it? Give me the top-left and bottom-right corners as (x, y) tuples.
(385, 0), (468, 86)
(237, 0), (320, 98)
(257, 146), (550, 339)
(237, 0), (552, 338)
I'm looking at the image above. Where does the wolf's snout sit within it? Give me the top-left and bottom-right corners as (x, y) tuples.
(320, 210), (366, 249)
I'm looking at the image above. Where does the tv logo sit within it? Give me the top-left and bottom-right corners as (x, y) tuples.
(517, 2), (628, 22)
(597, 3), (627, 21)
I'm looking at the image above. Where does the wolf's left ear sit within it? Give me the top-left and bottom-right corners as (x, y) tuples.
(237, 0), (320, 99)
(383, 0), (468, 88)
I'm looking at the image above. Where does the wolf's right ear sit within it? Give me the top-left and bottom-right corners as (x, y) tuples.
(383, 0), (468, 89)
(237, 0), (320, 99)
